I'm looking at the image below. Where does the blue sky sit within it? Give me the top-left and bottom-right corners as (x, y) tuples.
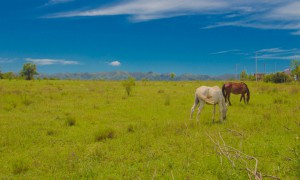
(0, 0), (300, 75)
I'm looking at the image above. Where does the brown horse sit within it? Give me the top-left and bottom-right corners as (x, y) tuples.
(222, 82), (250, 105)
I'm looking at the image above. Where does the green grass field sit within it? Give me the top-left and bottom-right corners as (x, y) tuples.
(0, 80), (299, 179)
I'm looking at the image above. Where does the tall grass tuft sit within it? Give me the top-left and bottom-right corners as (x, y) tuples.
(22, 98), (33, 106)
(95, 127), (116, 142)
(127, 124), (135, 133)
(273, 97), (288, 104)
(164, 95), (170, 106)
(65, 116), (76, 126)
(12, 160), (29, 175)
(47, 129), (55, 136)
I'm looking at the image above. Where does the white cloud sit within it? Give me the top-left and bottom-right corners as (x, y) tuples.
(255, 48), (300, 60)
(108, 61), (121, 66)
(266, 2), (300, 21)
(44, 0), (229, 20)
(25, 58), (79, 65)
(0, 57), (16, 64)
(211, 49), (240, 55)
(45, 0), (74, 6)
(44, 0), (300, 35)
(291, 31), (300, 35)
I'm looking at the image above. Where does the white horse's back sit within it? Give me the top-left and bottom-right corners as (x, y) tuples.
(195, 86), (222, 105)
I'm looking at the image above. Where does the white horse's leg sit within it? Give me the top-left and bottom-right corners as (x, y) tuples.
(212, 104), (216, 123)
(196, 101), (204, 122)
(190, 96), (199, 119)
(219, 102), (223, 123)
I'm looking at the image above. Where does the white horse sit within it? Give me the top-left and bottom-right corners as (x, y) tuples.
(190, 86), (227, 123)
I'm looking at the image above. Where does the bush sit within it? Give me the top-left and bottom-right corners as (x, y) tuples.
(263, 72), (292, 83)
(122, 76), (135, 96)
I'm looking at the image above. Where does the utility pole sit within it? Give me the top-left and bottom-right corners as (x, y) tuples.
(235, 64), (238, 80)
(264, 63), (266, 74)
(255, 52), (258, 82)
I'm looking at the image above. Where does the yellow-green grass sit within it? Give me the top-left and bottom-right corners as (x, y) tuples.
(0, 80), (299, 179)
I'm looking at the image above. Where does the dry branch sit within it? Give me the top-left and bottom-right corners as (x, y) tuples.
(226, 128), (244, 137)
(206, 132), (280, 180)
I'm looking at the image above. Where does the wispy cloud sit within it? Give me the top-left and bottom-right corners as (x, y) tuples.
(291, 31), (300, 35)
(211, 49), (240, 55)
(45, 0), (74, 6)
(25, 58), (79, 65)
(44, 0), (229, 20)
(0, 57), (17, 64)
(44, 0), (300, 35)
(255, 48), (300, 60)
(108, 61), (121, 66)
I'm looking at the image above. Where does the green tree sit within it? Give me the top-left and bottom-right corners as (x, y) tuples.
(170, 73), (175, 80)
(290, 59), (300, 81)
(240, 70), (248, 81)
(248, 74), (256, 81)
(20, 63), (38, 80)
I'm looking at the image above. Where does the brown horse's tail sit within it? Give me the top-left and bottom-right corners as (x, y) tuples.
(222, 84), (226, 100)
(244, 83), (250, 103)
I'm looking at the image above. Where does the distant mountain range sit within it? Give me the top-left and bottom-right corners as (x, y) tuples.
(37, 71), (237, 81)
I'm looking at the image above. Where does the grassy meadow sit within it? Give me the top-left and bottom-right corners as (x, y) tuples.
(0, 79), (299, 179)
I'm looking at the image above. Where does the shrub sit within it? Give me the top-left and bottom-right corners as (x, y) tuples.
(122, 76), (136, 96)
(264, 72), (292, 83)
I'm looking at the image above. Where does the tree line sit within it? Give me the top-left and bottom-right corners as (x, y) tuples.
(240, 60), (300, 83)
(0, 63), (38, 80)
(1, 60), (300, 82)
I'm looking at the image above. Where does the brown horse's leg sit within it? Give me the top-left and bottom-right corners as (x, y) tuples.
(240, 94), (245, 103)
(228, 93), (232, 106)
(225, 90), (229, 103)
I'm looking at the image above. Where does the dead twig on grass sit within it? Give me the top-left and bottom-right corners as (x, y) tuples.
(226, 128), (244, 137)
(206, 132), (280, 180)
